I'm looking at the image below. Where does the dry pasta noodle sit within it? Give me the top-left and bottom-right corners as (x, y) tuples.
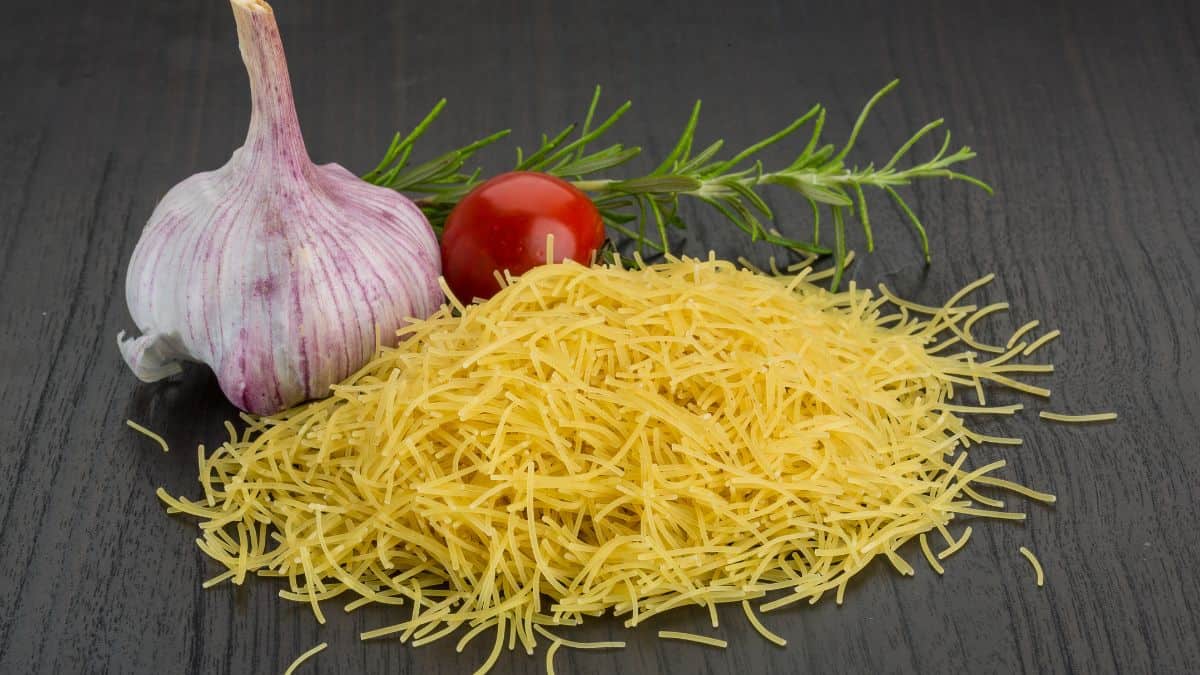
(1007, 320), (1040, 348)
(1039, 411), (1117, 423)
(476, 616), (507, 675)
(154, 256), (1098, 673)
(1019, 546), (1044, 587)
(544, 640), (562, 675)
(919, 534), (945, 575)
(742, 600), (787, 646)
(531, 625), (625, 651)
(1022, 329), (1061, 356)
(972, 476), (1056, 503)
(283, 642), (326, 675)
(657, 631), (729, 648)
(126, 420), (169, 452)
(938, 527), (973, 560)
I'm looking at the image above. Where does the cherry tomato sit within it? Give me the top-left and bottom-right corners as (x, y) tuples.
(440, 171), (604, 302)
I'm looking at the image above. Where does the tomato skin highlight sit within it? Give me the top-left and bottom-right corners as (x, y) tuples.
(440, 171), (604, 302)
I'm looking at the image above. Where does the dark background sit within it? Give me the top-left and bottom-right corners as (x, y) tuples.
(2, 0), (1198, 673)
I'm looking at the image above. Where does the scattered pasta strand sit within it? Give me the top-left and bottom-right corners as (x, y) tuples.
(919, 534), (945, 575)
(545, 640), (562, 675)
(1023, 329), (1061, 356)
(742, 600), (787, 646)
(127, 420), (169, 452)
(973, 476), (1057, 504)
(1019, 547), (1045, 587)
(1007, 320), (1040, 349)
(1039, 411), (1117, 423)
(657, 631), (729, 648)
(938, 527), (974, 561)
(531, 626), (625, 651)
(153, 256), (1090, 673)
(283, 642), (327, 675)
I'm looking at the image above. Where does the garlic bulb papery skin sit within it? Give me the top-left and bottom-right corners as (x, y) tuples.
(119, 0), (442, 415)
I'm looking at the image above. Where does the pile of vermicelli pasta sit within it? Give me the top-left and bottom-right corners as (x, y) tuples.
(156, 256), (1095, 673)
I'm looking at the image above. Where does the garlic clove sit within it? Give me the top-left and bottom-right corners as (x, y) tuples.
(119, 0), (442, 415)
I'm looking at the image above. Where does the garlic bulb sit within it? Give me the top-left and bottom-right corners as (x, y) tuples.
(119, 0), (442, 415)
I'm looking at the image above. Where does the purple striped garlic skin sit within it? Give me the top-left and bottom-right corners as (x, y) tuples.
(119, 0), (441, 415)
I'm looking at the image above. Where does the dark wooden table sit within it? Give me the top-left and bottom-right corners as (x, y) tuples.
(3, 0), (1199, 673)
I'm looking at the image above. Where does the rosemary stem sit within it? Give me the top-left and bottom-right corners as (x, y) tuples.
(577, 171), (867, 200)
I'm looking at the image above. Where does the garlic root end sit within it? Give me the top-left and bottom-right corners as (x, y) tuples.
(118, 330), (186, 383)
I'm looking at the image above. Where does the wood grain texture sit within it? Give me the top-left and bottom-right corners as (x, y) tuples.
(1, 0), (1198, 673)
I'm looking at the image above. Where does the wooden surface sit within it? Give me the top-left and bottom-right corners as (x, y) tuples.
(2, 0), (1198, 673)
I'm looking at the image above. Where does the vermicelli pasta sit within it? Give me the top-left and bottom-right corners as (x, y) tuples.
(1019, 546), (1045, 587)
(658, 631), (729, 648)
(1039, 411), (1117, 423)
(155, 257), (1088, 672)
(282, 642), (326, 675)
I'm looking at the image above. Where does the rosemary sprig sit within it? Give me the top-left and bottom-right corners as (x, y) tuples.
(362, 99), (511, 225)
(365, 81), (990, 288)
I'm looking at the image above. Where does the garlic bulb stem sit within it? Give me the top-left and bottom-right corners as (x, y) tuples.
(233, 0), (310, 170)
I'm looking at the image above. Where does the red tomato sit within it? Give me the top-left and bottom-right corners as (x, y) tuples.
(440, 171), (604, 302)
